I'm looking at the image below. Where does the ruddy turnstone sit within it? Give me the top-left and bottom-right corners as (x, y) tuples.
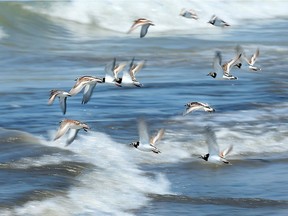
(127, 18), (155, 38)
(200, 126), (233, 164)
(179, 8), (198, 20)
(69, 76), (103, 104)
(104, 58), (127, 87)
(121, 57), (145, 87)
(48, 90), (71, 115)
(183, 102), (215, 116)
(208, 51), (241, 80)
(53, 119), (89, 146)
(130, 119), (165, 154)
(208, 15), (230, 27)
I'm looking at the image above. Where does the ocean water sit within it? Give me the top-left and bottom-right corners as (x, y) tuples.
(0, 0), (288, 215)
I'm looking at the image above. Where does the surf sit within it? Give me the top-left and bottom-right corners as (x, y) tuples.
(1, 0), (287, 40)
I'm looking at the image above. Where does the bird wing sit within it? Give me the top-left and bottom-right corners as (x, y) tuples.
(138, 119), (150, 146)
(82, 83), (96, 104)
(114, 62), (127, 77)
(130, 60), (145, 81)
(140, 24), (151, 38)
(150, 128), (165, 146)
(220, 145), (233, 158)
(54, 121), (70, 141)
(69, 79), (87, 96)
(250, 48), (259, 66)
(48, 90), (58, 105)
(223, 53), (242, 75)
(105, 58), (116, 78)
(213, 51), (223, 74)
(59, 97), (67, 115)
(127, 21), (142, 34)
(234, 45), (244, 66)
(128, 57), (135, 71)
(65, 129), (79, 146)
(209, 14), (216, 23)
(205, 126), (220, 156)
(183, 104), (202, 116)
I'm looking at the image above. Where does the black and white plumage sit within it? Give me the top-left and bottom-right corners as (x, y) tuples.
(121, 57), (145, 87)
(208, 51), (241, 80)
(208, 15), (230, 27)
(104, 58), (127, 86)
(200, 126), (233, 164)
(127, 18), (155, 38)
(243, 47), (261, 71)
(69, 76), (103, 104)
(179, 8), (198, 20)
(130, 119), (165, 154)
(183, 102), (215, 116)
(53, 119), (90, 146)
(207, 72), (217, 78)
(48, 90), (71, 115)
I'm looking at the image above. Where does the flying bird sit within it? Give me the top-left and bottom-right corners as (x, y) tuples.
(200, 126), (233, 164)
(179, 8), (198, 20)
(104, 58), (127, 86)
(48, 90), (71, 115)
(127, 18), (155, 38)
(242, 47), (261, 71)
(208, 15), (230, 27)
(53, 119), (90, 146)
(69, 76), (103, 104)
(183, 102), (215, 116)
(130, 119), (165, 154)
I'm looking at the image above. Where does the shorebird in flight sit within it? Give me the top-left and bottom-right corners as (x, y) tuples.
(200, 126), (233, 164)
(53, 119), (90, 146)
(69, 76), (103, 104)
(130, 119), (165, 154)
(127, 18), (155, 38)
(183, 102), (215, 116)
(48, 89), (71, 115)
(104, 57), (127, 86)
(179, 8), (198, 20)
(208, 15), (230, 27)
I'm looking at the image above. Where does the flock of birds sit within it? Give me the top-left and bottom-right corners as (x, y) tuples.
(48, 8), (262, 165)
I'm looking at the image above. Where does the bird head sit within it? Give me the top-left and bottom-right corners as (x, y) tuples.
(81, 123), (90, 132)
(130, 141), (139, 148)
(199, 154), (209, 161)
(207, 72), (217, 78)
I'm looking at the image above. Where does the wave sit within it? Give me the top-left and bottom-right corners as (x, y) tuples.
(166, 101), (288, 159)
(0, 27), (7, 39)
(0, 98), (287, 215)
(151, 194), (288, 208)
(0, 127), (40, 145)
(33, 0), (288, 30)
(0, 129), (171, 215)
(1, 0), (288, 40)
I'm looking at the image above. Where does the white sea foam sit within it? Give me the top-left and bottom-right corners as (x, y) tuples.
(0, 26), (8, 39)
(169, 102), (288, 158)
(24, 0), (288, 38)
(3, 102), (288, 215)
(8, 131), (171, 216)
